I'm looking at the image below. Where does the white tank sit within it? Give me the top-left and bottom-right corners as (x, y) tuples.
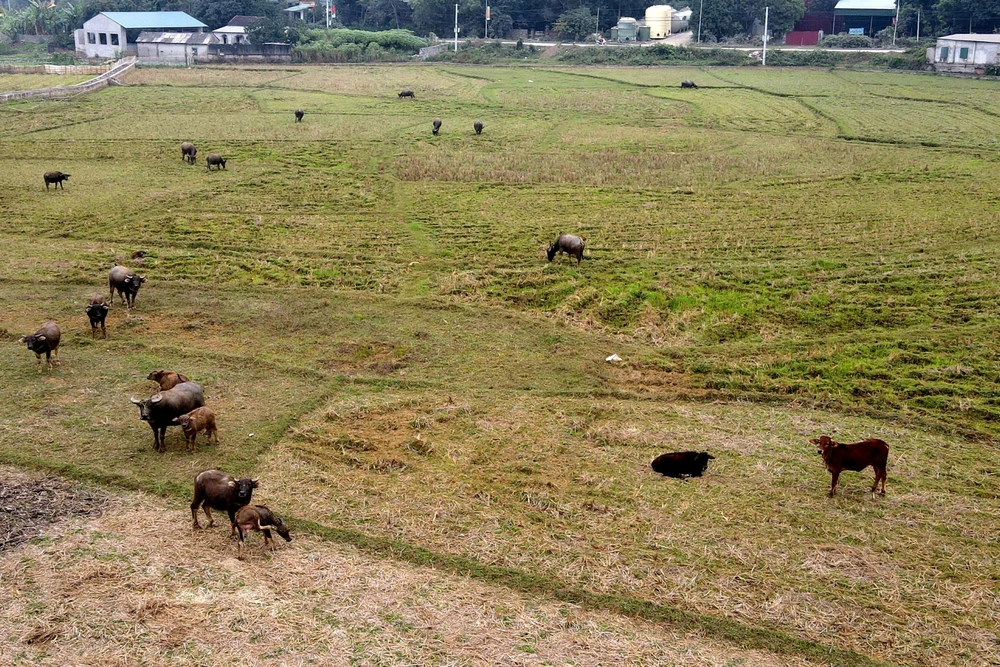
(645, 4), (673, 39)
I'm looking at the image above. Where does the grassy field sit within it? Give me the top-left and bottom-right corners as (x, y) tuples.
(0, 73), (93, 91)
(1, 64), (999, 665)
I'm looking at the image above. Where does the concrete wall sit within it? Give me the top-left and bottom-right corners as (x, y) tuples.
(933, 39), (1000, 73)
(79, 15), (125, 59)
(137, 41), (209, 65)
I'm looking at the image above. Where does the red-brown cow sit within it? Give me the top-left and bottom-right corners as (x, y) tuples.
(810, 435), (888, 499)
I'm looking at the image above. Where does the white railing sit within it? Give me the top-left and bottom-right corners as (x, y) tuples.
(0, 56), (136, 102)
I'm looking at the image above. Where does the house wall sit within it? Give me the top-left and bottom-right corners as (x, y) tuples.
(136, 42), (210, 65)
(79, 15), (125, 58)
(933, 39), (1000, 73)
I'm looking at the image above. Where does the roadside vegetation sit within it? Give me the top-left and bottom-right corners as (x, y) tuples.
(1, 64), (999, 665)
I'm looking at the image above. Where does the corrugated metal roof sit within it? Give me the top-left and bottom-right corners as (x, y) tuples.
(213, 26), (247, 34)
(939, 33), (1000, 44)
(833, 0), (896, 10)
(135, 31), (216, 45)
(227, 15), (261, 27)
(284, 4), (313, 11)
(98, 12), (207, 29)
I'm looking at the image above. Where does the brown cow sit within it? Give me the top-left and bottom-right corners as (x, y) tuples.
(147, 369), (191, 391)
(173, 406), (218, 453)
(810, 435), (888, 499)
(235, 505), (291, 559)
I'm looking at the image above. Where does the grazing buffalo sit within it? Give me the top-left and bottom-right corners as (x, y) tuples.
(109, 265), (146, 309)
(474, 120), (483, 135)
(181, 142), (197, 165)
(173, 406), (218, 453)
(681, 80), (698, 89)
(651, 451), (714, 478)
(206, 154), (227, 171)
(398, 89), (415, 99)
(811, 435), (888, 498)
(19, 321), (61, 371)
(43, 171), (70, 190)
(130, 382), (205, 452)
(235, 505), (292, 558)
(147, 369), (191, 391)
(294, 109), (304, 122)
(191, 469), (258, 536)
(85, 296), (109, 339)
(432, 118), (442, 135)
(546, 233), (586, 264)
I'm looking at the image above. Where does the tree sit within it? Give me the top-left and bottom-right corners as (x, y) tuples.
(247, 15), (299, 43)
(358, 0), (412, 30)
(934, 0), (1000, 34)
(692, 0), (805, 39)
(409, 0), (480, 37)
(553, 6), (596, 41)
(192, 0), (279, 31)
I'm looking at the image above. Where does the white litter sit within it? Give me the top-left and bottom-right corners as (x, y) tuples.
(605, 354), (622, 362)
(248, 433), (255, 438)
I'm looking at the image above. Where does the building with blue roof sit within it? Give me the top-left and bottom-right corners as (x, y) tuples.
(75, 11), (207, 59)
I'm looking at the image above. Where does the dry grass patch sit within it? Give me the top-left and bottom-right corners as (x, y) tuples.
(0, 486), (815, 666)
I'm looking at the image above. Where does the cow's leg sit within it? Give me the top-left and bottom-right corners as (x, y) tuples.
(36, 353), (43, 372)
(101, 321), (107, 338)
(191, 499), (202, 529)
(52, 346), (59, 365)
(237, 522), (246, 559)
(203, 505), (214, 528)
(263, 529), (273, 549)
(877, 466), (887, 495)
(45, 351), (53, 370)
(829, 470), (840, 497)
(228, 510), (238, 539)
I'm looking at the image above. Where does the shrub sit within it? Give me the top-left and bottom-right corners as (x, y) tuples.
(820, 33), (874, 48)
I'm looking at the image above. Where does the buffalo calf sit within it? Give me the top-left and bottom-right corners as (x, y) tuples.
(20, 321), (61, 371)
(235, 505), (291, 558)
(85, 296), (109, 339)
(191, 469), (258, 536)
(651, 451), (714, 479)
(173, 406), (218, 453)
(146, 369), (191, 391)
(206, 154), (227, 171)
(811, 435), (888, 498)
(44, 171), (70, 190)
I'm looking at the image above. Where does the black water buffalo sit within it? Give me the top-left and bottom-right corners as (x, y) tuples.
(398, 89), (415, 99)
(191, 469), (258, 535)
(44, 171), (70, 190)
(109, 265), (146, 309)
(474, 120), (483, 135)
(547, 233), (586, 264)
(181, 142), (197, 164)
(651, 451), (714, 478)
(681, 80), (698, 89)
(130, 382), (205, 452)
(294, 109), (304, 122)
(20, 321), (61, 371)
(206, 154), (227, 171)
(432, 118), (442, 135)
(85, 295), (109, 338)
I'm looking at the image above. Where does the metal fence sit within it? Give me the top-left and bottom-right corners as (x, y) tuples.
(0, 56), (136, 102)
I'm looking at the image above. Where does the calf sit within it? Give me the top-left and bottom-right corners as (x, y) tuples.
(85, 295), (109, 339)
(432, 118), (442, 135)
(19, 321), (61, 371)
(294, 109), (304, 122)
(681, 80), (698, 89)
(651, 451), (714, 479)
(547, 233), (586, 264)
(146, 369), (191, 391)
(191, 469), (258, 536)
(109, 265), (146, 309)
(173, 406), (218, 453)
(398, 89), (415, 99)
(181, 142), (197, 165)
(811, 435), (888, 498)
(43, 171), (70, 190)
(235, 505), (291, 559)
(206, 154), (227, 171)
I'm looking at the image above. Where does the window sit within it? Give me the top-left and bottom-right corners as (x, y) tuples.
(940, 46), (949, 60)
(87, 32), (96, 44)
(110, 33), (119, 46)
(959, 47), (969, 59)
(99, 33), (107, 45)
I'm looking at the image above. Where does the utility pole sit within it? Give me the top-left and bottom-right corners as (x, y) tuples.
(485, 3), (489, 39)
(596, 7), (600, 39)
(325, 0), (330, 29)
(762, 6), (769, 66)
(697, 0), (704, 43)
(454, 4), (459, 52)
(892, 0), (899, 45)
(916, 8), (920, 41)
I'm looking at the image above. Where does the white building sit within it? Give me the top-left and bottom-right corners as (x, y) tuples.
(136, 32), (218, 65)
(212, 15), (261, 45)
(930, 34), (1000, 74)
(75, 11), (207, 59)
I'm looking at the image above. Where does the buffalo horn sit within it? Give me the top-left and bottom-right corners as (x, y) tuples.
(130, 396), (141, 405)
